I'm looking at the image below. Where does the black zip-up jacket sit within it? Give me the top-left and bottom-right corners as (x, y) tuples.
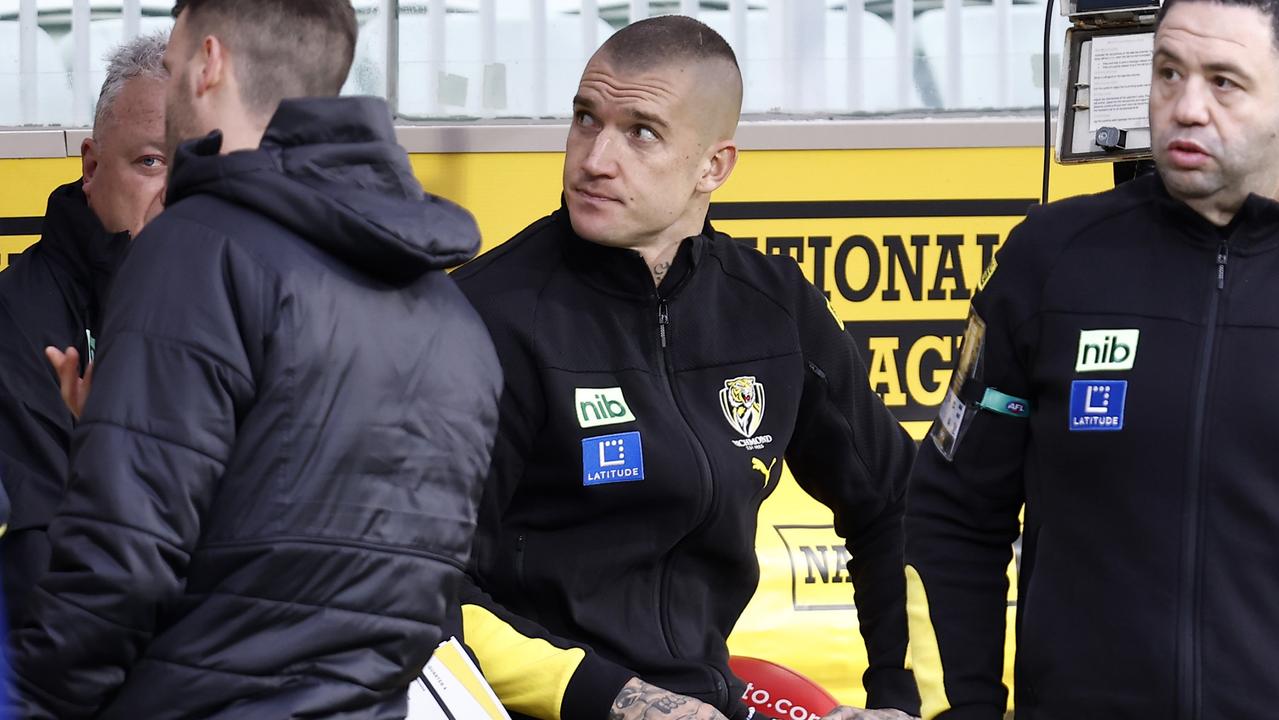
(10, 97), (502, 719)
(905, 172), (1279, 719)
(452, 208), (919, 720)
(0, 181), (126, 624)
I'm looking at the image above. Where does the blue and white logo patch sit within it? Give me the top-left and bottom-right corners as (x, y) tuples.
(582, 431), (645, 486)
(1069, 380), (1127, 432)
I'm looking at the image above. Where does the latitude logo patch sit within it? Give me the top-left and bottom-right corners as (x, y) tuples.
(1076, 329), (1139, 372)
(575, 387), (636, 428)
(1069, 380), (1127, 431)
(720, 376), (766, 438)
(582, 431), (645, 486)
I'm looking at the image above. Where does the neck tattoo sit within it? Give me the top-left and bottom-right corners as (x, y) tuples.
(653, 261), (671, 284)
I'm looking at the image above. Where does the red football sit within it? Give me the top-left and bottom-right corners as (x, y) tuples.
(729, 656), (840, 720)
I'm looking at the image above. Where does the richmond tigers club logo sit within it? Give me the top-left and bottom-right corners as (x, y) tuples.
(720, 376), (765, 438)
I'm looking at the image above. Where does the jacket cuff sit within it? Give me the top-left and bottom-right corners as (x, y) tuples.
(864, 667), (922, 716)
(560, 651), (635, 720)
(930, 707), (1006, 720)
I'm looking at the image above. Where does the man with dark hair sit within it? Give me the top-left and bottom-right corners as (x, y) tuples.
(0, 32), (168, 625)
(10, 1), (501, 718)
(905, 0), (1279, 717)
(453, 15), (919, 720)
(167, 0), (357, 136)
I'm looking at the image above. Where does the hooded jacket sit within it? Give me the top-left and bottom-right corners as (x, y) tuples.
(905, 172), (1279, 720)
(10, 97), (502, 720)
(0, 181), (127, 624)
(451, 208), (919, 720)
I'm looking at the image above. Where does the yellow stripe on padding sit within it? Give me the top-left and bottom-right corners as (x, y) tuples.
(462, 603), (587, 720)
(906, 564), (952, 720)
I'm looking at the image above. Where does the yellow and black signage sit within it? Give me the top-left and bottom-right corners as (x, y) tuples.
(712, 197), (1037, 434)
(775, 524), (858, 611)
(0, 217), (42, 269)
(0, 157), (80, 270)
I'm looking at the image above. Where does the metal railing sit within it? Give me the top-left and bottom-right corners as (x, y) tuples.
(0, 0), (1066, 128)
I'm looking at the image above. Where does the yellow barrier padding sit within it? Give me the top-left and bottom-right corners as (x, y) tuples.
(461, 603), (586, 720)
(905, 564), (951, 720)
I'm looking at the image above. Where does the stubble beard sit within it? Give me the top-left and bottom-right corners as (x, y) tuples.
(163, 77), (199, 167)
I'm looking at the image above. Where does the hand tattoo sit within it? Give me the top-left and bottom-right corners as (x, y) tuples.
(651, 695), (690, 713)
(610, 678), (725, 720)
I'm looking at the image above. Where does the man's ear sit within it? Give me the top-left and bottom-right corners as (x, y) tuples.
(697, 140), (738, 194)
(81, 137), (100, 193)
(194, 34), (228, 97)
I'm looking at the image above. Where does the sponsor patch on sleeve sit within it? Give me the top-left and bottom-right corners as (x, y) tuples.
(930, 307), (1033, 459)
(582, 431), (645, 485)
(930, 308), (987, 460)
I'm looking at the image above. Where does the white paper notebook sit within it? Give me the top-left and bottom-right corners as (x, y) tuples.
(406, 637), (512, 720)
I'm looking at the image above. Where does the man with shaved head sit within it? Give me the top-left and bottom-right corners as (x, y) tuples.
(453, 15), (919, 720)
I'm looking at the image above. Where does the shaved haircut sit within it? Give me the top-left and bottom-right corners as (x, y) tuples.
(171, 0), (357, 116)
(597, 15), (743, 123)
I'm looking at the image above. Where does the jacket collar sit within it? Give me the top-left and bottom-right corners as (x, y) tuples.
(1150, 172), (1279, 254)
(164, 98), (481, 279)
(556, 201), (712, 301)
(37, 181), (130, 333)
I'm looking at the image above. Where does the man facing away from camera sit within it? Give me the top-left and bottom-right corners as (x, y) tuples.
(10, 1), (501, 717)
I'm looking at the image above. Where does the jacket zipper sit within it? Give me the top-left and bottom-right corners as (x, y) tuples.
(514, 534), (528, 596)
(652, 296), (718, 693)
(1178, 240), (1228, 720)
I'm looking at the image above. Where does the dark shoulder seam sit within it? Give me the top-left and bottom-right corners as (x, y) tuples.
(149, 212), (284, 287)
(1030, 182), (1150, 241)
(702, 239), (803, 325)
(453, 213), (558, 281)
(517, 249), (566, 435)
(1010, 194), (1150, 341)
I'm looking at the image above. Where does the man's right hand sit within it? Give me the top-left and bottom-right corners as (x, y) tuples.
(610, 677), (730, 720)
(45, 346), (93, 420)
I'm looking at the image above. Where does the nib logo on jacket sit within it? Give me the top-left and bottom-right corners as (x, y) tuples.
(1076, 329), (1139, 372)
(575, 387), (636, 428)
